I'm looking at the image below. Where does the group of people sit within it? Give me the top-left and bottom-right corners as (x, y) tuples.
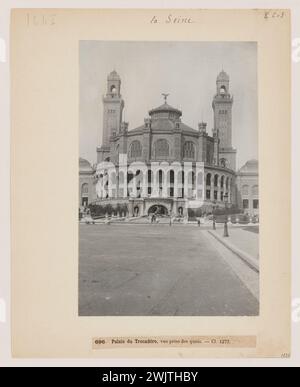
(79, 206), (91, 220)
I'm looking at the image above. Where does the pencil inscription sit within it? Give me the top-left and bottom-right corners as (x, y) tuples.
(26, 14), (57, 27)
(150, 15), (194, 24)
(264, 10), (285, 20)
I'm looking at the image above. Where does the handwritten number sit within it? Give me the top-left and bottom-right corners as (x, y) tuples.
(264, 11), (285, 20)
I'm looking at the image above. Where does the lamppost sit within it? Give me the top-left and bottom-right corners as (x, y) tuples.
(223, 192), (229, 237)
(212, 200), (216, 230)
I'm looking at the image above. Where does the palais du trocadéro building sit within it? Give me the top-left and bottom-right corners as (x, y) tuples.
(79, 70), (259, 217)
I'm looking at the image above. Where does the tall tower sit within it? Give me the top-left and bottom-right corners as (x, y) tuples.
(102, 70), (124, 147)
(212, 70), (236, 170)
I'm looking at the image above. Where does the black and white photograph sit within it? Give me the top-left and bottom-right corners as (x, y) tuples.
(79, 41), (259, 317)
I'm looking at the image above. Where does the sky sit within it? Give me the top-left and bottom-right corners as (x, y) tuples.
(79, 41), (257, 169)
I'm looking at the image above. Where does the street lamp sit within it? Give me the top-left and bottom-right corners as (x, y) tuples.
(212, 200), (216, 230)
(223, 192), (229, 237)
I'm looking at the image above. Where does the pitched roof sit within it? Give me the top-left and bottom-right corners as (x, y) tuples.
(238, 159), (258, 174)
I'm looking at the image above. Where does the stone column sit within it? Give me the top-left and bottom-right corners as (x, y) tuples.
(141, 170), (148, 198)
(152, 167), (159, 197)
(173, 168), (179, 199)
(173, 129), (182, 161)
(131, 175), (137, 198)
(143, 119), (151, 161)
(128, 200), (134, 217)
(210, 173), (214, 202)
(249, 186), (253, 215)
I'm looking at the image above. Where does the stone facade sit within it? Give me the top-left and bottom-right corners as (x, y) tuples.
(212, 70), (237, 171)
(79, 158), (95, 207)
(236, 160), (259, 216)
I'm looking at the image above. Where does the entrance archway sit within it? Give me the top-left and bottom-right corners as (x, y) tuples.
(148, 204), (168, 216)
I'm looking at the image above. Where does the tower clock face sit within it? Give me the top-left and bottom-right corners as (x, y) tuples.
(111, 85), (117, 93)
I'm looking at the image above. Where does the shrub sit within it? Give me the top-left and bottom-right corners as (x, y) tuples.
(89, 204), (106, 217)
(230, 214), (237, 224)
(105, 204), (113, 215)
(238, 214), (250, 224)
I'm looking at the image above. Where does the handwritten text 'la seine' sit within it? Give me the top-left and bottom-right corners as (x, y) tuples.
(150, 15), (194, 24)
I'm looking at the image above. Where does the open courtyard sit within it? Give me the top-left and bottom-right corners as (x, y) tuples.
(79, 223), (259, 316)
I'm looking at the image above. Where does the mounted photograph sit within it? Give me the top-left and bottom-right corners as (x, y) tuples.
(79, 41), (259, 316)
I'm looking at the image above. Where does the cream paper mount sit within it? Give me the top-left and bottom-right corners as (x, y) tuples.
(11, 9), (290, 358)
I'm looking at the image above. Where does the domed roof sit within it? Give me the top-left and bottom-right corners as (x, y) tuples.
(238, 159), (258, 174)
(217, 70), (229, 82)
(107, 70), (121, 80)
(149, 102), (182, 118)
(79, 157), (93, 172)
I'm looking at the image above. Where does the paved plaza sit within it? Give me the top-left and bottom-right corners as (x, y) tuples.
(213, 225), (259, 261)
(79, 224), (259, 316)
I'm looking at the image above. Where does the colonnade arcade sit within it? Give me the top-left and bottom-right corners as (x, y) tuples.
(205, 172), (234, 204)
(95, 163), (234, 205)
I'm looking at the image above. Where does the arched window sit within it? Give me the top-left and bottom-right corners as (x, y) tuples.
(178, 171), (184, 198)
(188, 171), (195, 186)
(221, 175), (225, 188)
(154, 139), (169, 158)
(242, 185), (249, 196)
(252, 185), (259, 196)
(129, 140), (142, 158)
(81, 183), (89, 206)
(183, 141), (195, 159)
(158, 170), (163, 185)
(147, 169), (153, 196)
(226, 177), (229, 189)
(81, 183), (88, 195)
(170, 170), (175, 184)
(206, 173), (211, 186)
(167, 170), (175, 184)
(220, 85), (226, 94)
